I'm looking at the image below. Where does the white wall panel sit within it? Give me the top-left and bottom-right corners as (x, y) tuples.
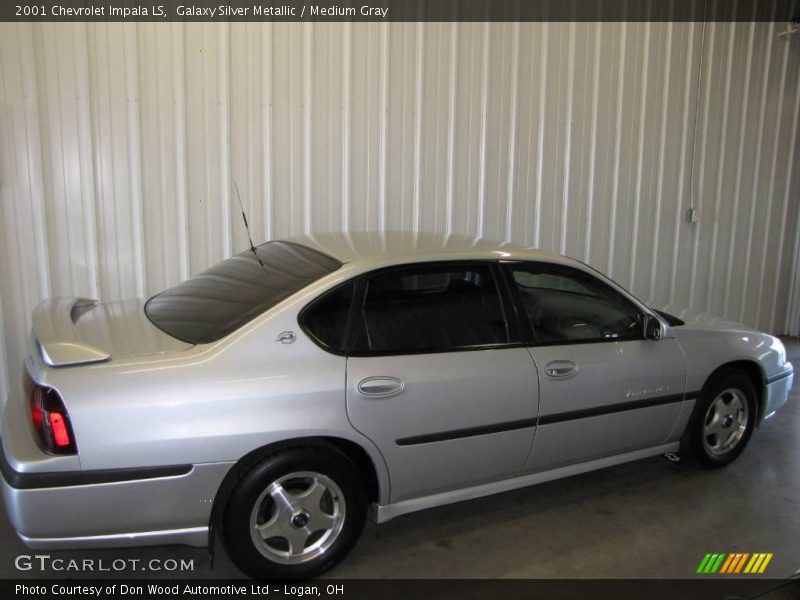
(1, 18), (799, 405)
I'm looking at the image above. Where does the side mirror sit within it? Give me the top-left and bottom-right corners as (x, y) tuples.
(645, 315), (663, 341)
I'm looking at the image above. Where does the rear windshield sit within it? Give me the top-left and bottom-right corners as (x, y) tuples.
(145, 241), (341, 344)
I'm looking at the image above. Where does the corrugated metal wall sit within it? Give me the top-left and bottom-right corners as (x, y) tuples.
(1, 19), (799, 405)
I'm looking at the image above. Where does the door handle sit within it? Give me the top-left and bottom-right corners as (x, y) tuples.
(544, 360), (579, 379)
(357, 376), (405, 398)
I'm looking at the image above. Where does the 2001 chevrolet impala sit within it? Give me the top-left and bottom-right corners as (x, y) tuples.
(1, 232), (794, 579)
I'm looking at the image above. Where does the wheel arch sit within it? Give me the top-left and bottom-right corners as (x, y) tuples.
(700, 360), (765, 421)
(208, 435), (385, 551)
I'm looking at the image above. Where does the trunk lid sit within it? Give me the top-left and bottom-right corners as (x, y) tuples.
(32, 297), (193, 367)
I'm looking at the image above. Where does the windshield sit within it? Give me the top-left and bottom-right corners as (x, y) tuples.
(145, 241), (341, 344)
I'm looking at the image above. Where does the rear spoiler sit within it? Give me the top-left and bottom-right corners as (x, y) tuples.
(32, 297), (110, 367)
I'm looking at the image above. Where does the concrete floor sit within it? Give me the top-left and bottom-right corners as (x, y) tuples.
(0, 340), (798, 579)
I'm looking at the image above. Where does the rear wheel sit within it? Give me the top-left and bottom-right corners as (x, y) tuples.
(220, 446), (366, 579)
(684, 372), (757, 468)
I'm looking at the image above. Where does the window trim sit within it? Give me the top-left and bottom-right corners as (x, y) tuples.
(500, 260), (647, 347)
(345, 260), (527, 358)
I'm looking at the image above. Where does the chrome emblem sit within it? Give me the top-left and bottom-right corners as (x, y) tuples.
(626, 385), (671, 399)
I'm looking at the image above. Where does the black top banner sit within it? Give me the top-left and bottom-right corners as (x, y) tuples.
(3, 0), (799, 22)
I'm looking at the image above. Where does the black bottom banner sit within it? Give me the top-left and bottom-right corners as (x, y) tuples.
(5, 578), (800, 600)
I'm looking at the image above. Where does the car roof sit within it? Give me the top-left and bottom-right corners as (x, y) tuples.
(282, 231), (569, 268)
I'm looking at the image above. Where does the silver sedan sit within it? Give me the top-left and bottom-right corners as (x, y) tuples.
(1, 232), (794, 579)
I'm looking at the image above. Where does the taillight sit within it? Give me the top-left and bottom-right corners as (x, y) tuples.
(28, 383), (76, 454)
(48, 412), (70, 447)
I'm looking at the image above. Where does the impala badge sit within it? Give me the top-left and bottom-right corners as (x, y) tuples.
(626, 385), (671, 399)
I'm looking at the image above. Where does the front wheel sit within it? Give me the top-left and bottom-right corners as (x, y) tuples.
(220, 446), (367, 579)
(684, 372), (757, 468)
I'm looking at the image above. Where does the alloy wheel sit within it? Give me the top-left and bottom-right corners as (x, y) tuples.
(702, 388), (749, 456)
(249, 471), (346, 565)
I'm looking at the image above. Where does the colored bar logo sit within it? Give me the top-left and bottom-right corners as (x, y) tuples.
(696, 553), (773, 574)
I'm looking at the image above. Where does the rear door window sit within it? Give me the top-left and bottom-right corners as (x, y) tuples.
(350, 263), (510, 355)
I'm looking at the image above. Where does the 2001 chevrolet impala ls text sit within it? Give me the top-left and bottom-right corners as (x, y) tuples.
(0, 232), (793, 579)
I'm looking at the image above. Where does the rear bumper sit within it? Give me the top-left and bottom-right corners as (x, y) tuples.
(1, 393), (233, 549)
(0, 445), (233, 549)
(762, 364), (794, 419)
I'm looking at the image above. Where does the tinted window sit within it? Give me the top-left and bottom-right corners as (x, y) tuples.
(301, 282), (355, 353)
(351, 264), (509, 354)
(146, 242), (341, 344)
(513, 271), (592, 295)
(511, 264), (643, 344)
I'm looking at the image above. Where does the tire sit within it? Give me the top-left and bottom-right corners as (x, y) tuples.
(220, 445), (367, 580)
(683, 371), (757, 468)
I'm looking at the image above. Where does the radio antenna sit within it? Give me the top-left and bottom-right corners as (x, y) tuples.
(234, 181), (267, 271)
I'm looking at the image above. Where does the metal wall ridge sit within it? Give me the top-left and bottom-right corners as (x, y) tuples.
(1, 17), (798, 405)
